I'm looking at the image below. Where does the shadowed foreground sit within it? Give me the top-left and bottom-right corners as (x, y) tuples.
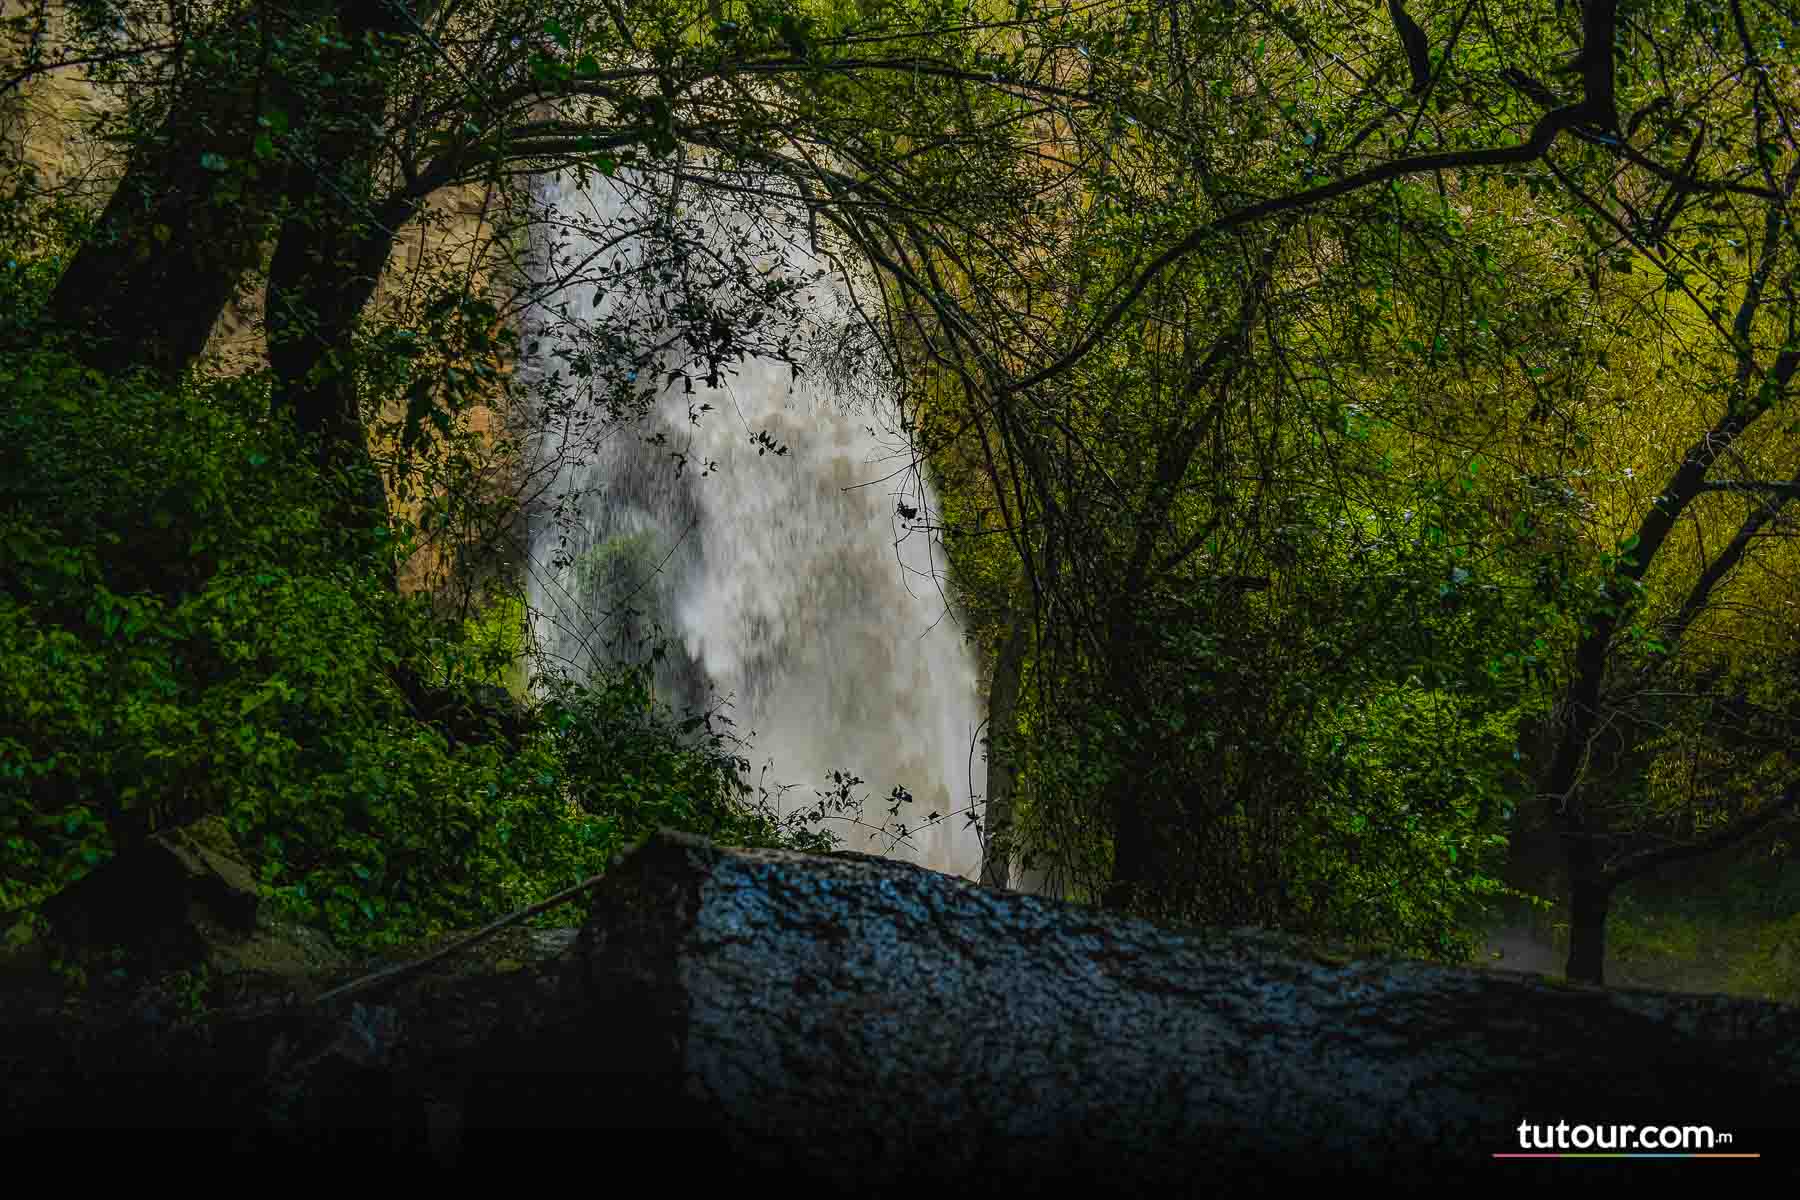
(5, 831), (1796, 1185)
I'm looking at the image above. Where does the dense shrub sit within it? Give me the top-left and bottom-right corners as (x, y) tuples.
(0, 346), (810, 947)
(1015, 579), (1522, 961)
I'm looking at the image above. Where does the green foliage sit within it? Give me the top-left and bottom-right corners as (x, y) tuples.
(1301, 687), (1519, 959)
(1012, 577), (1519, 959)
(1729, 913), (1800, 1003)
(0, 179), (85, 340)
(461, 591), (529, 696)
(0, 341), (815, 947)
(535, 661), (825, 855)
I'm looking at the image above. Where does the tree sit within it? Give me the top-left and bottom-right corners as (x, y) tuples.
(1531, 173), (1800, 983)
(1414, 6), (1798, 982)
(23, 1), (1124, 510)
(889, 0), (1796, 962)
(39, 1), (332, 377)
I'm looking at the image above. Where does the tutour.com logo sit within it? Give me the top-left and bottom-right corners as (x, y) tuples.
(1496, 1119), (1761, 1158)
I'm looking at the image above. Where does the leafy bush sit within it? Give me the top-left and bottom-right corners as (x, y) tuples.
(0, 345), (816, 947)
(534, 660), (826, 853)
(1016, 580), (1519, 960)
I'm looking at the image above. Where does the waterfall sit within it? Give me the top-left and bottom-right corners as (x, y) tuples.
(521, 165), (986, 879)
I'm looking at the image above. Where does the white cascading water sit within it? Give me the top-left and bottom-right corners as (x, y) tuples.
(522, 166), (986, 879)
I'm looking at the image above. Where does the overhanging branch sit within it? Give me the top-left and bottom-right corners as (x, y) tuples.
(1606, 782), (1800, 889)
(1694, 479), (1800, 499)
(1003, 103), (1600, 395)
(1003, 0), (1627, 395)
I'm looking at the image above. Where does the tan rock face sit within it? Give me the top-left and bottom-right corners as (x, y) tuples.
(4, 3), (524, 605)
(375, 182), (528, 603)
(2, 3), (118, 199)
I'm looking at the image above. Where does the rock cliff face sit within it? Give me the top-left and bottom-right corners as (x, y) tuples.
(6, 832), (1796, 1184)
(2, 4), (114, 193)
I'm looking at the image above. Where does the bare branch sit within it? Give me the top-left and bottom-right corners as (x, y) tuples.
(1662, 466), (1800, 649)
(1694, 479), (1800, 499)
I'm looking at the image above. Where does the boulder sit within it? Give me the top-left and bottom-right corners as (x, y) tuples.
(39, 816), (260, 971)
(550, 833), (1800, 1185)
(6, 831), (1797, 1186)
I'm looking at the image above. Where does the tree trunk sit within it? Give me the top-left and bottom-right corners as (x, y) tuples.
(979, 606), (1030, 890)
(264, 3), (417, 541)
(45, 18), (293, 377)
(41, 1), (423, 520)
(1566, 868), (1612, 985)
(265, 192), (409, 539)
(1100, 603), (1160, 910)
(1103, 788), (1156, 910)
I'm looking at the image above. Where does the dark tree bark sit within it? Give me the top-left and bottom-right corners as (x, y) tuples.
(265, 2), (420, 539)
(1565, 865), (1612, 987)
(44, 4), (307, 377)
(1100, 601), (1173, 911)
(1386, 0), (1433, 93)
